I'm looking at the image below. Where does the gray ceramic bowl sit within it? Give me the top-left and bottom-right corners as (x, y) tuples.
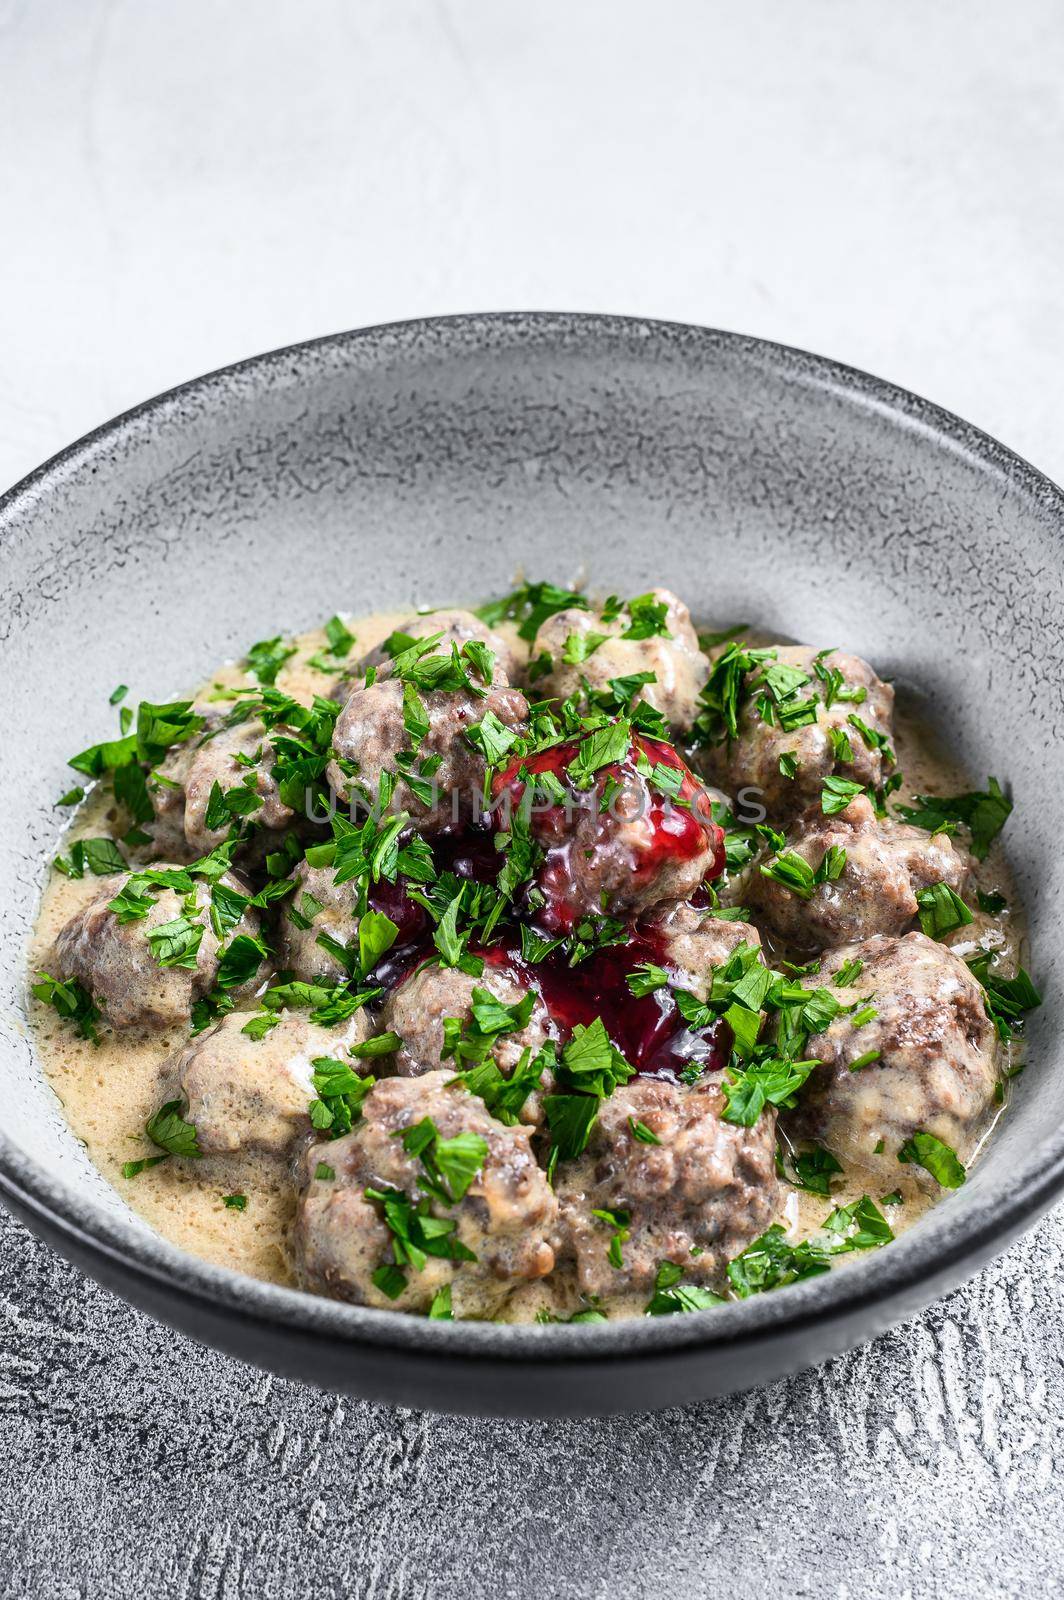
(1, 313), (1060, 1417)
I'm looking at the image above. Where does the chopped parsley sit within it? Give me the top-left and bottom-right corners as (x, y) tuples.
(626, 963), (669, 997)
(645, 1261), (724, 1315)
(477, 580), (588, 642)
(146, 915), (205, 970)
(759, 844), (846, 900)
(398, 1118), (488, 1204)
(364, 1184), (477, 1297)
(897, 1131), (966, 1188)
(121, 1099), (201, 1178)
(790, 1145), (843, 1196)
(896, 778), (1012, 861)
(966, 953), (1042, 1041)
(309, 1058), (376, 1137)
(915, 881), (973, 940)
(31, 973), (100, 1043)
(245, 635), (296, 686)
(821, 775), (865, 815)
(592, 1206), (632, 1268)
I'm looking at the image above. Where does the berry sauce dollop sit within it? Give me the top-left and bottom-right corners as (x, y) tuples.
(492, 729), (726, 932)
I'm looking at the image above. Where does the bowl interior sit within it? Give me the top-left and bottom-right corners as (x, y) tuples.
(2, 313), (1061, 1373)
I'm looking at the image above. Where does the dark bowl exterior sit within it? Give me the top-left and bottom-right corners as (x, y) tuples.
(2, 313), (1061, 1416)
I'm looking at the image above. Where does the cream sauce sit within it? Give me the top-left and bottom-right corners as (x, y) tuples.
(26, 614), (1028, 1320)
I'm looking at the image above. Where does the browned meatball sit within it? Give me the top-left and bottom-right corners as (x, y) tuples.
(378, 962), (553, 1120)
(52, 866), (264, 1029)
(749, 793), (971, 954)
(533, 588), (709, 730)
(792, 932), (999, 1181)
(327, 673), (529, 832)
(293, 1072), (558, 1316)
(560, 778), (720, 923)
(360, 608), (521, 682)
(275, 859), (360, 984)
(494, 733), (725, 930)
(643, 899), (762, 999)
(709, 645), (895, 823)
(151, 717), (294, 858)
(555, 1077), (778, 1300)
(172, 1007), (369, 1155)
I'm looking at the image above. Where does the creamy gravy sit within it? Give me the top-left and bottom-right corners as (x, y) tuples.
(26, 612), (1028, 1319)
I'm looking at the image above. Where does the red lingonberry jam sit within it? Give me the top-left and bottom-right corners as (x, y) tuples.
(480, 929), (729, 1081)
(491, 728), (725, 930)
(365, 741), (730, 1078)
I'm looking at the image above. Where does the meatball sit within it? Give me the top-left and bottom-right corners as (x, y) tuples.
(360, 608), (521, 682)
(275, 859), (360, 984)
(533, 588), (708, 730)
(152, 717), (294, 858)
(643, 899), (762, 1000)
(792, 932), (999, 1180)
(555, 1077), (778, 1300)
(172, 1008), (369, 1155)
(494, 732), (725, 929)
(709, 645), (895, 823)
(378, 961), (552, 1113)
(328, 672), (529, 832)
(750, 793), (971, 953)
(52, 866), (264, 1029)
(293, 1072), (558, 1315)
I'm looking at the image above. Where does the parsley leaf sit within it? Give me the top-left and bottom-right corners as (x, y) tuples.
(146, 915), (204, 970)
(896, 778), (1011, 861)
(309, 1057), (376, 1136)
(123, 1098), (202, 1175)
(645, 1261), (724, 1315)
(966, 952), (1041, 1040)
(821, 775), (865, 815)
(897, 1131), (966, 1188)
(626, 963), (669, 997)
(214, 933), (269, 990)
(915, 881), (973, 940)
(726, 1224), (831, 1297)
(566, 720), (631, 789)
(476, 580), (588, 642)
(246, 635), (296, 687)
(31, 973), (100, 1043)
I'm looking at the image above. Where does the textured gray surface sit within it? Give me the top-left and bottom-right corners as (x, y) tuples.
(3, 1199), (1062, 1598)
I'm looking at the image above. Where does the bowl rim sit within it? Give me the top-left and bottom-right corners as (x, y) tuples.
(2, 308), (1063, 1368)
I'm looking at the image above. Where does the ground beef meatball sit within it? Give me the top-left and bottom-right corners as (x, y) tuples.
(750, 794), (971, 954)
(792, 931), (999, 1180)
(378, 962), (553, 1118)
(643, 899), (761, 1000)
(293, 1071), (558, 1316)
(360, 608), (521, 682)
(275, 860), (360, 984)
(171, 1008), (368, 1155)
(709, 645), (895, 823)
(494, 732), (725, 929)
(533, 588), (709, 731)
(555, 1077), (778, 1300)
(327, 672), (529, 833)
(52, 866), (265, 1029)
(151, 717), (294, 858)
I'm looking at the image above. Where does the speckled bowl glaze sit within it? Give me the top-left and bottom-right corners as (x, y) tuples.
(1, 314), (1061, 1417)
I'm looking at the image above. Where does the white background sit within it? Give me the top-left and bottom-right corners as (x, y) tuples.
(2, 0), (1063, 493)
